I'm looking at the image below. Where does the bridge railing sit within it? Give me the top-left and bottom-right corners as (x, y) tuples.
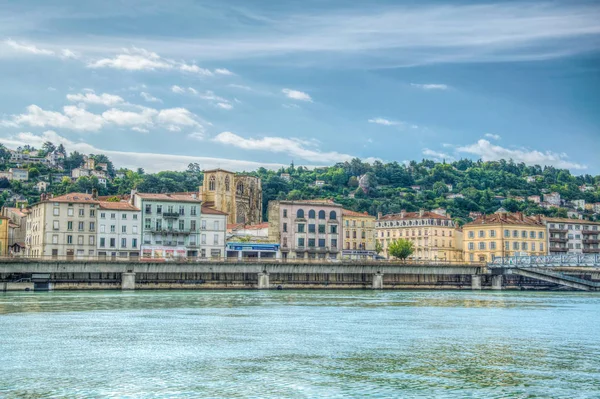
(0, 255), (484, 267)
(489, 254), (600, 268)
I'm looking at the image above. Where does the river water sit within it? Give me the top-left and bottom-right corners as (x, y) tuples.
(1, 290), (599, 398)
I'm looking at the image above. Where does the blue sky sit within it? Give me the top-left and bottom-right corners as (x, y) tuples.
(1, 0), (599, 173)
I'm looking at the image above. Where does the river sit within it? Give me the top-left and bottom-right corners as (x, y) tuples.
(1, 290), (599, 398)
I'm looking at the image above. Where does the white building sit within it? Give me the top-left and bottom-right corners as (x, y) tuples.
(572, 199), (586, 210)
(9, 168), (28, 181)
(528, 195), (541, 204)
(543, 192), (561, 207)
(35, 181), (48, 192)
(97, 201), (141, 259)
(71, 168), (91, 179)
(280, 173), (291, 182)
(199, 206), (227, 258)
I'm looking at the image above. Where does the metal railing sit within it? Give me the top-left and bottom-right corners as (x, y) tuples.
(489, 254), (600, 268)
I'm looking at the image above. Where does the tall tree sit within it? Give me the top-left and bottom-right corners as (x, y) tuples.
(388, 239), (415, 261)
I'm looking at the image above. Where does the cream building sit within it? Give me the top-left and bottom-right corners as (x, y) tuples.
(463, 212), (546, 262)
(199, 206), (228, 258)
(26, 192), (99, 258)
(341, 209), (377, 259)
(376, 210), (463, 261)
(97, 201), (141, 259)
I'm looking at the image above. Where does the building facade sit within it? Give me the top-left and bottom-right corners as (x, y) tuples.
(25, 193), (98, 258)
(376, 210), (463, 261)
(463, 213), (546, 262)
(268, 200), (342, 260)
(200, 169), (262, 225)
(132, 192), (203, 259)
(341, 209), (377, 259)
(97, 201), (141, 259)
(545, 218), (600, 255)
(0, 216), (9, 256)
(2, 207), (27, 249)
(199, 206), (227, 258)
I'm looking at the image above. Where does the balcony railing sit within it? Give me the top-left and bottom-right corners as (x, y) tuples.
(549, 237), (568, 243)
(550, 246), (568, 252)
(583, 239), (600, 244)
(162, 212), (180, 218)
(582, 230), (597, 235)
(149, 228), (195, 234)
(583, 247), (600, 253)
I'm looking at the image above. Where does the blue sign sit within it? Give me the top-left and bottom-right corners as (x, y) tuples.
(227, 242), (280, 252)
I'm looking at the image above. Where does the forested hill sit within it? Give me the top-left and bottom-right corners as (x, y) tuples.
(1, 143), (599, 224)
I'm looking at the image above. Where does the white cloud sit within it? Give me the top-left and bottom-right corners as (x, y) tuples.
(422, 148), (455, 162)
(484, 133), (501, 140)
(457, 139), (586, 170)
(213, 131), (359, 163)
(0, 131), (286, 173)
(188, 132), (205, 141)
(47, 87), (57, 91)
(217, 102), (233, 110)
(411, 83), (449, 90)
(4, 39), (55, 55)
(101, 108), (157, 126)
(179, 63), (213, 76)
(283, 103), (300, 109)
(282, 88), (312, 102)
(368, 118), (399, 126)
(88, 47), (172, 70)
(140, 92), (162, 103)
(66, 91), (125, 106)
(131, 126), (149, 133)
(4, 104), (104, 131)
(215, 68), (234, 75)
(228, 84), (252, 91)
(187, 87), (198, 95)
(156, 108), (200, 127)
(171, 85), (185, 94)
(61, 49), (78, 59)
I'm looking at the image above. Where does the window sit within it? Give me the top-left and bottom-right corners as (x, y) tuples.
(298, 237), (305, 247)
(77, 236), (84, 245)
(237, 182), (244, 195)
(121, 238), (127, 248)
(120, 213), (126, 220)
(505, 241), (510, 250)
(110, 213), (116, 219)
(331, 239), (337, 248)
(504, 230), (510, 238)
(308, 209), (316, 219)
(132, 238), (138, 248)
(522, 242), (528, 251)
(122, 225), (127, 233)
(89, 222), (95, 231)
(100, 225), (105, 233)
(490, 230), (496, 238)
(179, 220), (185, 230)
(133, 214), (138, 220)
(309, 224), (316, 233)
(189, 221), (195, 231)
(191, 206), (197, 216)
(100, 238), (105, 247)
(490, 242), (496, 250)
(157, 205), (162, 214)
(283, 209), (288, 218)
(214, 221), (219, 230)
(214, 234), (219, 244)
(68, 208), (74, 216)
(90, 210), (95, 217)
(468, 243), (474, 250)
(521, 231), (527, 238)
(145, 218), (151, 229)
(308, 238), (315, 247)
(469, 254), (474, 262)
(297, 209), (304, 218)
(513, 230), (518, 238)
(201, 220), (206, 229)
(540, 243), (544, 251)
(478, 242), (486, 250)
(318, 238), (326, 247)
(110, 238), (116, 248)
(478, 230), (485, 238)
(101, 213), (106, 219)
(330, 225), (337, 234)
(329, 211), (337, 220)
(468, 231), (474, 238)
(352, 231), (357, 238)
(225, 175), (230, 191)
(79, 209), (85, 216)
(201, 234), (207, 244)
(67, 221), (73, 230)
(318, 210), (325, 219)
(283, 223), (288, 233)
(532, 243), (536, 251)
(145, 204), (152, 214)
(78, 222), (84, 231)
(67, 235), (73, 244)
(346, 231), (350, 238)
(209, 175), (216, 190)
(53, 221), (59, 230)
(111, 225), (116, 233)
(513, 242), (519, 250)
(52, 235), (58, 244)
(53, 208), (60, 216)
(530, 231), (535, 238)
(89, 236), (95, 245)
(179, 206), (185, 216)
(538, 232), (544, 239)
(319, 225), (326, 234)
(297, 224), (305, 233)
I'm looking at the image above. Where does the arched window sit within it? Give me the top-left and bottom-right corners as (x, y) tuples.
(297, 209), (305, 218)
(237, 182), (244, 195)
(318, 210), (325, 219)
(209, 175), (216, 191)
(308, 209), (316, 219)
(329, 211), (337, 220)
(225, 175), (230, 191)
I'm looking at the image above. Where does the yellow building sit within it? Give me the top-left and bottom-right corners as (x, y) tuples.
(0, 215), (9, 257)
(463, 212), (546, 262)
(342, 209), (376, 258)
(376, 210), (463, 261)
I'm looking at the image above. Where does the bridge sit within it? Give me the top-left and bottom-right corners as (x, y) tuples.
(488, 255), (600, 292)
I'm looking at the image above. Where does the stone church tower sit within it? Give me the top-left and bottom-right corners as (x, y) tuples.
(199, 169), (262, 225)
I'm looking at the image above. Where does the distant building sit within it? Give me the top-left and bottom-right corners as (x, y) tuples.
(527, 195), (541, 204)
(71, 168), (91, 179)
(35, 181), (48, 192)
(545, 218), (600, 255)
(8, 168), (28, 181)
(446, 193), (464, 199)
(342, 209), (376, 259)
(432, 208), (447, 217)
(199, 206), (227, 258)
(0, 215), (10, 256)
(2, 207), (28, 252)
(279, 173), (291, 182)
(525, 176), (540, 183)
(579, 185), (595, 192)
(543, 192), (561, 206)
(572, 199), (586, 210)
(445, 184), (453, 192)
(410, 185), (421, 192)
(315, 180), (325, 187)
(97, 201), (141, 259)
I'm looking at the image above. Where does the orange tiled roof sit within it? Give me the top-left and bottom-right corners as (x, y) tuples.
(98, 201), (140, 211)
(342, 209), (374, 218)
(379, 211), (450, 221)
(3, 207), (27, 217)
(201, 206), (228, 215)
(135, 193), (202, 203)
(465, 212), (544, 226)
(46, 193), (98, 203)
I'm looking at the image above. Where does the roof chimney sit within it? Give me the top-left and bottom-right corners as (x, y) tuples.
(401, 209), (406, 218)
(377, 212), (382, 220)
(419, 209), (424, 217)
(92, 188), (98, 200)
(519, 212), (524, 221)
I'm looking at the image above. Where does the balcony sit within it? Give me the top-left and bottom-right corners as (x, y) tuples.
(549, 228), (564, 234)
(582, 230), (597, 235)
(550, 246), (568, 252)
(162, 212), (180, 218)
(583, 247), (600, 253)
(549, 237), (568, 243)
(150, 228), (193, 235)
(583, 239), (600, 245)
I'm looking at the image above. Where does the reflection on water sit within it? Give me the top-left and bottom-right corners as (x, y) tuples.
(1, 291), (599, 398)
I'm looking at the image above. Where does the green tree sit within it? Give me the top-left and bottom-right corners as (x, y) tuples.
(388, 239), (415, 261)
(28, 167), (40, 179)
(375, 240), (383, 255)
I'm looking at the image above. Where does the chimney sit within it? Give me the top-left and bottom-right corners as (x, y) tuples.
(92, 188), (98, 200)
(377, 212), (382, 220)
(130, 189), (137, 205)
(483, 214), (487, 221)
(518, 212), (524, 221)
(401, 209), (406, 218)
(536, 214), (542, 223)
(419, 209), (424, 217)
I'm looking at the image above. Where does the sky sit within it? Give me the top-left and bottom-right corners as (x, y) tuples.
(0, 0), (599, 174)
